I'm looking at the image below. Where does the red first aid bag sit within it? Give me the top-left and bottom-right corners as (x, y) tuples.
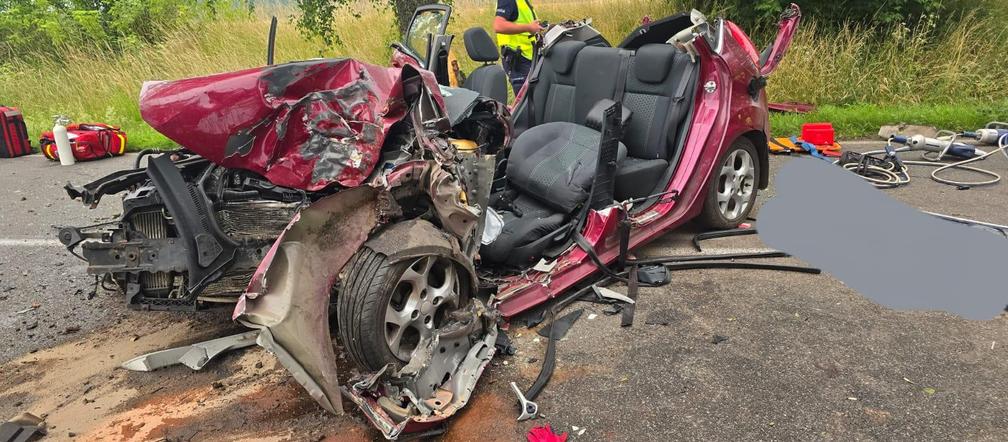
(0, 106), (32, 158)
(41, 123), (127, 162)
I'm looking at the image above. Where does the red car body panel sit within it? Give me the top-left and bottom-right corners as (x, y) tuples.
(139, 59), (443, 191)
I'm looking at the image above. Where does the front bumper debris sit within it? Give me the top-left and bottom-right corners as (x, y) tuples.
(345, 299), (499, 440)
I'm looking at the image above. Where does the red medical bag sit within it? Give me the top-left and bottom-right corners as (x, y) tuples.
(41, 123), (127, 162)
(0, 106), (32, 158)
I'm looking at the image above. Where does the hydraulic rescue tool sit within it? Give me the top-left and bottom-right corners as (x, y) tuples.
(840, 125), (1008, 188)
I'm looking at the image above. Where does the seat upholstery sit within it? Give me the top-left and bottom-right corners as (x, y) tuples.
(507, 122), (627, 213)
(481, 41), (697, 266)
(529, 41), (623, 127)
(463, 68), (508, 103)
(614, 44), (697, 201)
(461, 27), (509, 103)
(480, 195), (568, 267)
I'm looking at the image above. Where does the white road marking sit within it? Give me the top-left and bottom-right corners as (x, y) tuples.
(0, 239), (62, 247)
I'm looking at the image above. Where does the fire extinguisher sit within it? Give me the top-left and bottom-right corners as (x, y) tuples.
(53, 115), (75, 166)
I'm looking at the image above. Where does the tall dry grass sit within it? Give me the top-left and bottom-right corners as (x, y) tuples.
(0, 0), (1005, 148)
(770, 11), (1008, 105)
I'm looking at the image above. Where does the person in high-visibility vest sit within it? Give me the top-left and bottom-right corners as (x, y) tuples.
(494, 0), (543, 95)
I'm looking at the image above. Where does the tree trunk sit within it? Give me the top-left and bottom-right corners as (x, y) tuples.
(392, 0), (437, 36)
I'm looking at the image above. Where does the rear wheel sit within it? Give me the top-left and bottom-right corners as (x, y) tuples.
(337, 246), (465, 371)
(698, 138), (760, 230)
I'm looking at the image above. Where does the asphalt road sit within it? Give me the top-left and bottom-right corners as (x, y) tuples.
(1, 144), (1007, 440)
(0, 154), (134, 362)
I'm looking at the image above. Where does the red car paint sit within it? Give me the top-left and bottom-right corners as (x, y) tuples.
(140, 59), (443, 191)
(495, 7), (801, 316)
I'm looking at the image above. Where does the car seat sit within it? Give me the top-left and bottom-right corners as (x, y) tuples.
(461, 27), (509, 103)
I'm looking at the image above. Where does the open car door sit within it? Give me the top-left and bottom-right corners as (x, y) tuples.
(759, 3), (801, 76)
(398, 4), (454, 85)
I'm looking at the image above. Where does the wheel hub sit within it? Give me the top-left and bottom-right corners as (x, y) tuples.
(384, 256), (461, 361)
(717, 149), (755, 220)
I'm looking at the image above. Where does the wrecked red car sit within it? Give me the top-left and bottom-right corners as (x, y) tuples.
(58, 4), (800, 439)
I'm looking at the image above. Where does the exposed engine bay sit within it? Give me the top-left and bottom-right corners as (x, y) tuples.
(61, 161), (307, 310)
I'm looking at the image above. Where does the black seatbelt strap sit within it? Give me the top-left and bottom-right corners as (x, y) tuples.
(673, 61), (695, 103)
(525, 55), (543, 126)
(613, 49), (632, 103)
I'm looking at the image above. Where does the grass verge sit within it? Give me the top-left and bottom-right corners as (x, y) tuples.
(771, 103), (1008, 140)
(1, 1), (1006, 150)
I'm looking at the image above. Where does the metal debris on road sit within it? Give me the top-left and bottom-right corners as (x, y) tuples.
(121, 330), (259, 372)
(0, 412), (46, 442)
(592, 286), (635, 305)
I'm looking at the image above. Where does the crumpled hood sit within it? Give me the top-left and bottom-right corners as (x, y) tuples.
(139, 58), (443, 191)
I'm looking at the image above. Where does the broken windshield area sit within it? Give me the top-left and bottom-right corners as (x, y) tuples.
(405, 7), (449, 67)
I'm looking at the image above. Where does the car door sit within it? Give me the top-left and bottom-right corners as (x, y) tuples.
(758, 3), (801, 76)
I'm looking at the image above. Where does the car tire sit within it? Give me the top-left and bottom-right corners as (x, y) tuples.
(337, 245), (467, 372)
(698, 137), (760, 230)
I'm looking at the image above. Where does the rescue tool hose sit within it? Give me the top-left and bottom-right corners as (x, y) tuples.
(904, 133), (1008, 187)
(842, 133), (1008, 188)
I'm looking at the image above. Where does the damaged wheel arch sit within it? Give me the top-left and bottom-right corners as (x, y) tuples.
(234, 186), (386, 415)
(338, 219), (480, 372)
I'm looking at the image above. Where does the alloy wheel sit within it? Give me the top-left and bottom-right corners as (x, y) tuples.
(716, 148), (756, 220)
(384, 256), (461, 361)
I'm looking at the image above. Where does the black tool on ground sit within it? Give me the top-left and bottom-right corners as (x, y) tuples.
(837, 148), (909, 189)
(660, 261), (820, 274)
(634, 250), (789, 266)
(637, 264), (670, 285)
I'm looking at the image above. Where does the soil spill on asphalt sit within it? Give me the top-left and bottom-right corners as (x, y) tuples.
(0, 315), (381, 441)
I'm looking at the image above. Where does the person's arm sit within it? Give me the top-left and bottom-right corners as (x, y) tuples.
(493, 15), (542, 35)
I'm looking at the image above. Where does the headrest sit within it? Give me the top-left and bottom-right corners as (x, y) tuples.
(464, 27), (500, 62)
(546, 41), (586, 75)
(633, 44), (677, 84)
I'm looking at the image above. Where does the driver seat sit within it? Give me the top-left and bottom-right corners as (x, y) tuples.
(461, 27), (509, 103)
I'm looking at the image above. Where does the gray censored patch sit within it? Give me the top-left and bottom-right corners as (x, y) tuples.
(759, 158), (1008, 320)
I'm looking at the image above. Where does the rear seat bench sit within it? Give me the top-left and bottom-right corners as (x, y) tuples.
(481, 40), (698, 267)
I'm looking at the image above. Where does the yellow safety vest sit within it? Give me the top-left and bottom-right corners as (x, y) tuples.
(496, 0), (537, 60)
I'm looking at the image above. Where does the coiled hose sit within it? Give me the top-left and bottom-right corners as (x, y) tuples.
(841, 132), (1008, 188)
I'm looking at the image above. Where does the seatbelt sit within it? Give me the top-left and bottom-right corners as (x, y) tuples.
(524, 39), (546, 127)
(672, 62), (695, 103)
(613, 49), (632, 104)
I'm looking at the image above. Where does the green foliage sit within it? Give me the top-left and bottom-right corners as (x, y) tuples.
(708, 0), (948, 33)
(0, 0), (242, 61)
(771, 103), (1008, 139)
(1, 0), (1005, 152)
(294, 0), (436, 48)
